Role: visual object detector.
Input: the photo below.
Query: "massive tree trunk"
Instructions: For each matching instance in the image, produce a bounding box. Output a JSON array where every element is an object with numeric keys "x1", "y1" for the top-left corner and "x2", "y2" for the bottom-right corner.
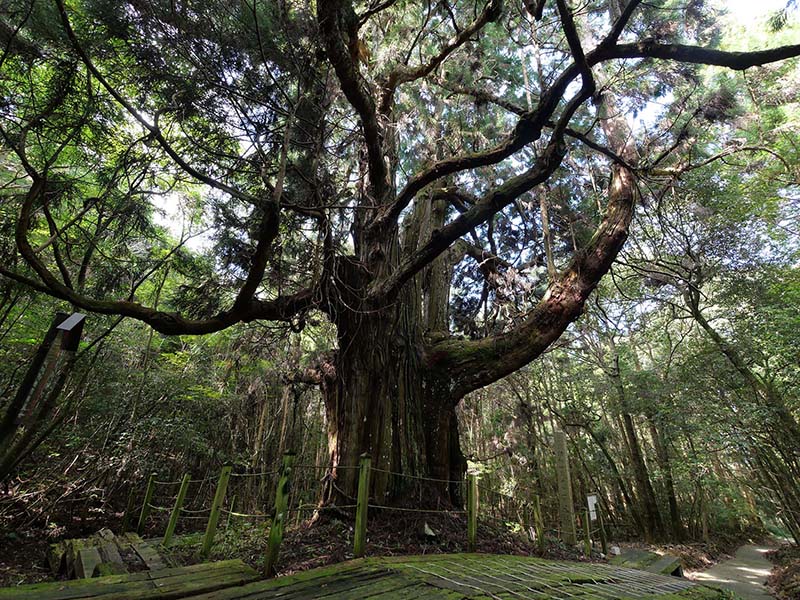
[
  {"x1": 320, "y1": 188, "x2": 469, "y2": 506},
  {"x1": 319, "y1": 310, "x2": 468, "y2": 506}
]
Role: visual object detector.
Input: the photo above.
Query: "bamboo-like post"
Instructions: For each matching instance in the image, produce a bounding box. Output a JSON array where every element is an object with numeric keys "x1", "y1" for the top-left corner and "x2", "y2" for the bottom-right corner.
[
  {"x1": 200, "y1": 465, "x2": 232, "y2": 557},
  {"x1": 532, "y1": 494, "x2": 545, "y2": 553},
  {"x1": 597, "y1": 504, "x2": 608, "y2": 555},
  {"x1": 121, "y1": 485, "x2": 137, "y2": 533},
  {"x1": 136, "y1": 473, "x2": 157, "y2": 535},
  {"x1": 353, "y1": 454, "x2": 372, "y2": 558},
  {"x1": 582, "y1": 508, "x2": 592, "y2": 556},
  {"x1": 467, "y1": 473, "x2": 478, "y2": 552},
  {"x1": 554, "y1": 430, "x2": 577, "y2": 544},
  {"x1": 265, "y1": 453, "x2": 295, "y2": 576},
  {"x1": 162, "y1": 473, "x2": 191, "y2": 547}
]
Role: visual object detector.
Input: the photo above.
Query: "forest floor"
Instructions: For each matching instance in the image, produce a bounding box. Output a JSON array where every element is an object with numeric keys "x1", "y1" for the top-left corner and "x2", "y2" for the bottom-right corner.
[
  {"x1": 164, "y1": 510, "x2": 598, "y2": 578},
  {"x1": 766, "y1": 543, "x2": 800, "y2": 600}
]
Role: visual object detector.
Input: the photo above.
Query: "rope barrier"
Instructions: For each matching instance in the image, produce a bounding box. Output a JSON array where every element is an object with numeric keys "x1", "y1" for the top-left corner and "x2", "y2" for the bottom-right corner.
[
  {"x1": 221, "y1": 509, "x2": 271, "y2": 519},
  {"x1": 153, "y1": 479, "x2": 181, "y2": 486},
  {"x1": 189, "y1": 477, "x2": 212, "y2": 484},
  {"x1": 229, "y1": 470, "x2": 279, "y2": 479},
  {"x1": 298, "y1": 503, "x2": 358, "y2": 511},
  {"x1": 146, "y1": 503, "x2": 172, "y2": 511},
  {"x1": 366, "y1": 503, "x2": 467, "y2": 514},
  {"x1": 286, "y1": 505, "x2": 318, "y2": 514},
  {"x1": 294, "y1": 464, "x2": 360, "y2": 470},
  {"x1": 370, "y1": 468, "x2": 466, "y2": 486},
  {"x1": 180, "y1": 506, "x2": 212, "y2": 514}
]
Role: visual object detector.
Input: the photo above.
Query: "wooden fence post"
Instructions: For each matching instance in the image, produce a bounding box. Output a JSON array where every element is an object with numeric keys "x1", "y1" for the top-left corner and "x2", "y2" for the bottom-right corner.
[
  {"x1": 162, "y1": 473, "x2": 191, "y2": 547},
  {"x1": 582, "y1": 508, "x2": 592, "y2": 556},
  {"x1": 554, "y1": 430, "x2": 577, "y2": 544},
  {"x1": 121, "y1": 485, "x2": 137, "y2": 533},
  {"x1": 532, "y1": 494, "x2": 545, "y2": 553},
  {"x1": 467, "y1": 473, "x2": 478, "y2": 552},
  {"x1": 200, "y1": 465, "x2": 232, "y2": 557},
  {"x1": 353, "y1": 454, "x2": 371, "y2": 558},
  {"x1": 597, "y1": 504, "x2": 608, "y2": 555},
  {"x1": 265, "y1": 453, "x2": 295, "y2": 576},
  {"x1": 136, "y1": 473, "x2": 157, "y2": 535}
]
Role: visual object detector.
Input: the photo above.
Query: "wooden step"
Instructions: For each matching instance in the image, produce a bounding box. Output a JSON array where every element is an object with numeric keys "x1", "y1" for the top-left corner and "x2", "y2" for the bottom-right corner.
[
  {"x1": 47, "y1": 530, "x2": 165, "y2": 579},
  {"x1": 610, "y1": 548, "x2": 684, "y2": 577},
  {"x1": 0, "y1": 559, "x2": 259, "y2": 600},
  {"x1": 74, "y1": 547, "x2": 103, "y2": 579},
  {"x1": 646, "y1": 554, "x2": 684, "y2": 577},
  {"x1": 121, "y1": 532, "x2": 167, "y2": 571}
]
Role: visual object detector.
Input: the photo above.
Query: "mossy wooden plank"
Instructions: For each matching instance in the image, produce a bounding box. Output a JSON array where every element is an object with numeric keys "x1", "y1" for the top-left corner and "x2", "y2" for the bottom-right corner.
[
  {"x1": 0, "y1": 559, "x2": 257, "y2": 600},
  {"x1": 325, "y1": 575, "x2": 419, "y2": 600},
  {"x1": 97, "y1": 542, "x2": 127, "y2": 574},
  {"x1": 131, "y1": 540, "x2": 167, "y2": 571},
  {"x1": 97, "y1": 529, "x2": 116, "y2": 543},
  {"x1": 75, "y1": 547, "x2": 103, "y2": 579},
  {"x1": 182, "y1": 566, "x2": 392, "y2": 600},
  {"x1": 119, "y1": 532, "x2": 145, "y2": 546},
  {"x1": 65, "y1": 539, "x2": 90, "y2": 578},
  {"x1": 14, "y1": 566, "x2": 256, "y2": 600},
  {"x1": 192, "y1": 575, "x2": 414, "y2": 600},
  {"x1": 610, "y1": 548, "x2": 661, "y2": 569},
  {"x1": 646, "y1": 555, "x2": 684, "y2": 577},
  {"x1": 93, "y1": 563, "x2": 127, "y2": 577},
  {"x1": 366, "y1": 583, "x2": 463, "y2": 599},
  {"x1": 95, "y1": 566, "x2": 259, "y2": 600}
]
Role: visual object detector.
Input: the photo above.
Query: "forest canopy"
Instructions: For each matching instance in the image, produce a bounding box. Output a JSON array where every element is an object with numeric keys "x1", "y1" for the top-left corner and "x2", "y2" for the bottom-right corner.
[{"x1": 1, "y1": 0, "x2": 799, "y2": 550}]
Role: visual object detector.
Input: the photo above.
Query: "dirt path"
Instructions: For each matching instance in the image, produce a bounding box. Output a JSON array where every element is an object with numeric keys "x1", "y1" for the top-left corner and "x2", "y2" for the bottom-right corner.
[{"x1": 690, "y1": 544, "x2": 775, "y2": 599}]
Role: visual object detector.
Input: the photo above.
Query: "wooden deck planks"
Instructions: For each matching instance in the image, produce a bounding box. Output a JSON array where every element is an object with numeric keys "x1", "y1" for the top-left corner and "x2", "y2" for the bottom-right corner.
[
  {"x1": 0, "y1": 554, "x2": 732, "y2": 600},
  {"x1": 181, "y1": 554, "x2": 724, "y2": 600},
  {"x1": 0, "y1": 559, "x2": 258, "y2": 600}
]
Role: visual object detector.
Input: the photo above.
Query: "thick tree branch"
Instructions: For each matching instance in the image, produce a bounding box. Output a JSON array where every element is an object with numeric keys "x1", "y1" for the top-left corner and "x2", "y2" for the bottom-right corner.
[
  {"x1": 425, "y1": 152, "x2": 636, "y2": 398},
  {"x1": 378, "y1": 0, "x2": 503, "y2": 113},
  {"x1": 374, "y1": 59, "x2": 585, "y2": 230},
  {"x1": 600, "y1": 40, "x2": 800, "y2": 70},
  {"x1": 317, "y1": 0, "x2": 389, "y2": 201},
  {"x1": 556, "y1": 0, "x2": 594, "y2": 94},
  {"x1": 357, "y1": 0, "x2": 399, "y2": 25},
  {"x1": 434, "y1": 79, "x2": 634, "y2": 168},
  {"x1": 370, "y1": 76, "x2": 595, "y2": 301},
  {"x1": 11, "y1": 181, "x2": 315, "y2": 335}
]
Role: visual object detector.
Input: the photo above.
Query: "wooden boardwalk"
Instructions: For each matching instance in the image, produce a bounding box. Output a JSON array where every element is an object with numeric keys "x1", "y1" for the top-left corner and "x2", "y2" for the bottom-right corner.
[{"x1": 0, "y1": 554, "x2": 731, "y2": 599}]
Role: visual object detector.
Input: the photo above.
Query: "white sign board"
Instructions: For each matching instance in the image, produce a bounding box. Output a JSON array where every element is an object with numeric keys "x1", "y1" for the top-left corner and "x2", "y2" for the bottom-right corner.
[{"x1": 587, "y1": 494, "x2": 598, "y2": 521}]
